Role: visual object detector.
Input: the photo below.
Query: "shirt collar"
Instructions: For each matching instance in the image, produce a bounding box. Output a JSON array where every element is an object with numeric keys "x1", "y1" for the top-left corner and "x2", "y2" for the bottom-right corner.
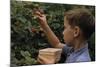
[{"x1": 73, "y1": 42, "x2": 88, "y2": 53}]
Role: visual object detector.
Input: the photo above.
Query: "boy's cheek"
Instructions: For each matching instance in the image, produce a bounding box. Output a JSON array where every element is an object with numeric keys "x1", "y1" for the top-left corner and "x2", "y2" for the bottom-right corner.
[
  {"x1": 63, "y1": 33, "x2": 69, "y2": 43},
  {"x1": 63, "y1": 32, "x2": 74, "y2": 44}
]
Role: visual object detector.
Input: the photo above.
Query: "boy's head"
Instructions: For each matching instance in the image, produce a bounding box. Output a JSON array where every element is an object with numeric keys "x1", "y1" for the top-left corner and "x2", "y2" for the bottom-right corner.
[{"x1": 63, "y1": 8, "x2": 95, "y2": 45}]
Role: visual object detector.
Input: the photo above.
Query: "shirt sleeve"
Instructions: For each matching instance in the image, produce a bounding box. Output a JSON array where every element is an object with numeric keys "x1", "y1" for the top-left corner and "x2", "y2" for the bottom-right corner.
[
  {"x1": 58, "y1": 45, "x2": 72, "y2": 63},
  {"x1": 62, "y1": 45, "x2": 72, "y2": 56}
]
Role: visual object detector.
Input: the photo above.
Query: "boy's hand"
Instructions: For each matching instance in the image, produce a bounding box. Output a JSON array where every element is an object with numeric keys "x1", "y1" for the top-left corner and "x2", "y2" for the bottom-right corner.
[
  {"x1": 32, "y1": 8, "x2": 64, "y2": 48},
  {"x1": 33, "y1": 9, "x2": 48, "y2": 27},
  {"x1": 37, "y1": 55, "x2": 56, "y2": 64}
]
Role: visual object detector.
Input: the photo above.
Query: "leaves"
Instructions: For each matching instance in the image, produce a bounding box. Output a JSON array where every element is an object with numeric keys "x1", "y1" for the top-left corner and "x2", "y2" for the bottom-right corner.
[{"x1": 11, "y1": 0, "x2": 95, "y2": 66}]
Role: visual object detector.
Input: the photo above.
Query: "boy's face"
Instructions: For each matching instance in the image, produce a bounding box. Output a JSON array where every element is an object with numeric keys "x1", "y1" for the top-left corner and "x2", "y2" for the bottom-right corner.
[{"x1": 63, "y1": 17, "x2": 75, "y2": 46}]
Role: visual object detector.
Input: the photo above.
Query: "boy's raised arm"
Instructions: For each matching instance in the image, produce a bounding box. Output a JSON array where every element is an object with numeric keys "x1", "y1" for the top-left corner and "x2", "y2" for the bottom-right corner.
[{"x1": 33, "y1": 10, "x2": 65, "y2": 48}]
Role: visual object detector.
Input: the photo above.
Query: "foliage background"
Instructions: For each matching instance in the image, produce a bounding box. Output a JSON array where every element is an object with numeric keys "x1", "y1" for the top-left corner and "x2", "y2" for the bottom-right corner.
[{"x1": 11, "y1": 0, "x2": 95, "y2": 66}]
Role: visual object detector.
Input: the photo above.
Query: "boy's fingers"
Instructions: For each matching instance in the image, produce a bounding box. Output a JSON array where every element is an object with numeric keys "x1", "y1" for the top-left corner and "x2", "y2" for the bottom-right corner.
[
  {"x1": 34, "y1": 11, "x2": 43, "y2": 17},
  {"x1": 36, "y1": 14, "x2": 46, "y2": 22},
  {"x1": 39, "y1": 9, "x2": 45, "y2": 14}
]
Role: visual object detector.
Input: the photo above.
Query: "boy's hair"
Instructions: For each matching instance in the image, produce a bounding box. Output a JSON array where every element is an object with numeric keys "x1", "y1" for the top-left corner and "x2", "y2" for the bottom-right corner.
[{"x1": 64, "y1": 8, "x2": 95, "y2": 39}]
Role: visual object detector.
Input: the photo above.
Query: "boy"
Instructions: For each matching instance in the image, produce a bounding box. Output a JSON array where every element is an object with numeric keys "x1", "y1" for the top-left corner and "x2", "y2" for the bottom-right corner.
[{"x1": 34, "y1": 8, "x2": 95, "y2": 64}]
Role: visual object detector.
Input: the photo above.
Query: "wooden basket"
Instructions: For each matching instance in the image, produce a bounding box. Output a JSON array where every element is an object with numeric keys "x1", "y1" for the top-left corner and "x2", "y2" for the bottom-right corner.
[{"x1": 38, "y1": 48, "x2": 62, "y2": 63}]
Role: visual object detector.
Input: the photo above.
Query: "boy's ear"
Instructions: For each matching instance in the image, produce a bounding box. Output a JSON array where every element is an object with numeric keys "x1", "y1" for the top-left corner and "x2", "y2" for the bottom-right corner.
[{"x1": 73, "y1": 26, "x2": 80, "y2": 37}]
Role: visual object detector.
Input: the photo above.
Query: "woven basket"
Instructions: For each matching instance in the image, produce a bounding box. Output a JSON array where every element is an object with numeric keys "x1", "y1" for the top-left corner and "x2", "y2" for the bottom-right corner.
[{"x1": 38, "y1": 48, "x2": 62, "y2": 63}]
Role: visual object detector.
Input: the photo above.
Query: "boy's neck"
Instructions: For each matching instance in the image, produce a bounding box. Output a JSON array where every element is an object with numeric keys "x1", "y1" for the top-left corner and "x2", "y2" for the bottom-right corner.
[{"x1": 73, "y1": 39, "x2": 87, "y2": 51}]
